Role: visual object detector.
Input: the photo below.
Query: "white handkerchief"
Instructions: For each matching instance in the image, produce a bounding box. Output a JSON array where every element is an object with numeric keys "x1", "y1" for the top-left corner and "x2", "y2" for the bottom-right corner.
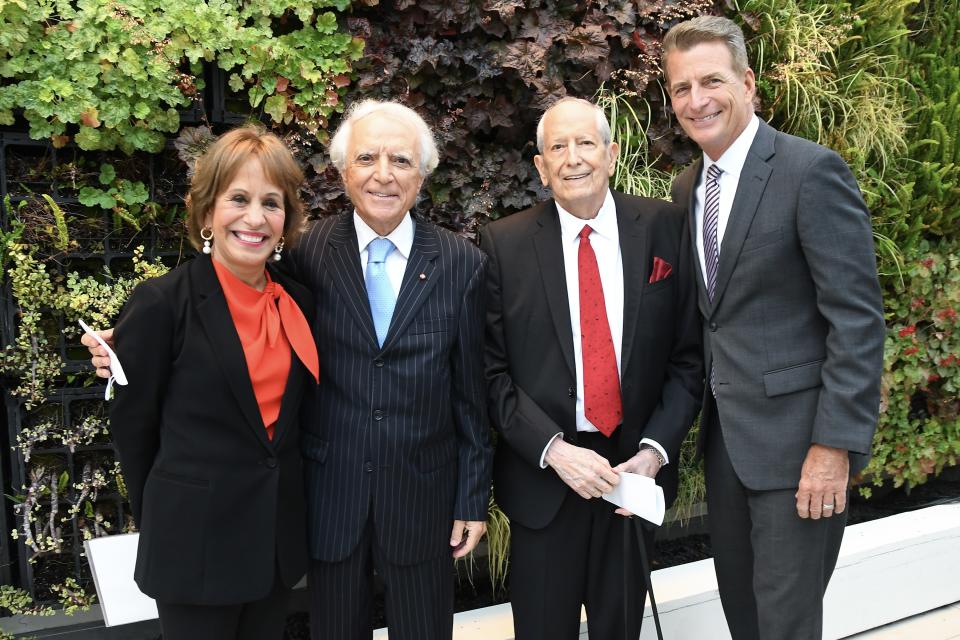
[
  {"x1": 603, "y1": 471, "x2": 666, "y2": 526},
  {"x1": 79, "y1": 319, "x2": 127, "y2": 400}
]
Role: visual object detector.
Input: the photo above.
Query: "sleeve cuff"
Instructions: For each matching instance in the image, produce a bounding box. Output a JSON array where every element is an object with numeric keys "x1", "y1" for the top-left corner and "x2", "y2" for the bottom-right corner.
[
  {"x1": 640, "y1": 438, "x2": 669, "y2": 466},
  {"x1": 540, "y1": 432, "x2": 564, "y2": 469}
]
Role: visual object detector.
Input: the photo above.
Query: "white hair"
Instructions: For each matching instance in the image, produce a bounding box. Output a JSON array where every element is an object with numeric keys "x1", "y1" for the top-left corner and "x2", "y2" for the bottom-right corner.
[
  {"x1": 535, "y1": 97, "x2": 612, "y2": 153},
  {"x1": 328, "y1": 99, "x2": 439, "y2": 177}
]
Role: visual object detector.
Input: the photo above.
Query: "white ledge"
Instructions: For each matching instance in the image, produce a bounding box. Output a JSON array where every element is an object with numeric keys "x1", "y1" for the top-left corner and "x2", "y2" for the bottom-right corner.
[{"x1": 373, "y1": 503, "x2": 960, "y2": 639}]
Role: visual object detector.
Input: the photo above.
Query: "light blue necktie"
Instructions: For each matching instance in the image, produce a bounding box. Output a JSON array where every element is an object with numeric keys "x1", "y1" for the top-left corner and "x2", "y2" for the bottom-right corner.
[{"x1": 365, "y1": 237, "x2": 397, "y2": 347}]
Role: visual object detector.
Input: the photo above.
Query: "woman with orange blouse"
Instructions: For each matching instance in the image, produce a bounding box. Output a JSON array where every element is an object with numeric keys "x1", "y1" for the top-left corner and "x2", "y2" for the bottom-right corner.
[{"x1": 109, "y1": 126, "x2": 319, "y2": 639}]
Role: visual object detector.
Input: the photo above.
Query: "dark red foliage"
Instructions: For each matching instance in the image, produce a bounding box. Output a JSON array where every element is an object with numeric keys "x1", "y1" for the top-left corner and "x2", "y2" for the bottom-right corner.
[{"x1": 295, "y1": 0, "x2": 716, "y2": 235}]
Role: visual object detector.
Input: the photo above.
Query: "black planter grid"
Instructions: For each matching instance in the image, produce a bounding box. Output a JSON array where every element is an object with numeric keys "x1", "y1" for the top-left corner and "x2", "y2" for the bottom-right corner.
[{"x1": 4, "y1": 387, "x2": 127, "y2": 602}]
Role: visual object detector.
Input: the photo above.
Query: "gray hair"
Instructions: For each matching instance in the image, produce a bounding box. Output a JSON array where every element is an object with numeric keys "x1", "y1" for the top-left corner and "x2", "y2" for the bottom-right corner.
[
  {"x1": 661, "y1": 15, "x2": 749, "y2": 84},
  {"x1": 328, "y1": 99, "x2": 440, "y2": 177},
  {"x1": 536, "y1": 97, "x2": 612, "y2": 153}
]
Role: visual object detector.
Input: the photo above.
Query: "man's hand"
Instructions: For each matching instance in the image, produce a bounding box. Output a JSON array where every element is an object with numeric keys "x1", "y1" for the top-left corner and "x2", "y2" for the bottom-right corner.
[
  {"x1": 796, "y1": 443, "x2": 849, "y2": 519},
  {"x1": 544, "y1": 438, "x2": 619, "y2": 500},
  {"x1": 81, "y1": 328, "x2": 114, "y2": 379},
  {"x1": 611, "y1": 448, "x2": 663, "y2": 517},
  {"x1": 450, "y1": 520, "x2": 486, "y2": 559}
]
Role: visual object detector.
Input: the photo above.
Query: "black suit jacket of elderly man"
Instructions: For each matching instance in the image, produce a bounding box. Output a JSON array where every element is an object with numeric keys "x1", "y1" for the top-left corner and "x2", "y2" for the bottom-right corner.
[
  {"x1": 289, "y1": 211, "x2": 491, "y2": 638},
  {"x1": 671, "y1": 118, "x2": 885, "y2": 640},
  {"x1": 481, "y1": 190, "x2": 702, "y2": 639}
]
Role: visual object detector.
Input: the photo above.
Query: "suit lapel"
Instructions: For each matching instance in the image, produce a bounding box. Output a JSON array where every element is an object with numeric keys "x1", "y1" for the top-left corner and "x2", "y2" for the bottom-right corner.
[
  {"x1": 192, "y1": 256, "x2": 274, "y2": 452},
  {"x1": 711, "y1": 120, "x2": 775, "y2": 307},
  {"x1": 325, "y1": 213, "x2": 379, "y2": 348},
  {"x1": 533, "y1": 201, "x2": 576, "y2": 379},
  {"x1": 267, "y1": 266, "x2": 313, "y2": 447},
  {"x1": 380, "y1": 220, "x2": 441, "y2": 351},
  {"x1": 614, "y1": 191, "x2": 650, "y2": 377}
]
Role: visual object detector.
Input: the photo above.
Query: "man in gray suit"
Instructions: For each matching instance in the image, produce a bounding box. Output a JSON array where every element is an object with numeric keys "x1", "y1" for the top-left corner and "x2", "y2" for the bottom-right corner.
[{"x1": 663, "y1": 16, "x2": 885, "y2": 640}]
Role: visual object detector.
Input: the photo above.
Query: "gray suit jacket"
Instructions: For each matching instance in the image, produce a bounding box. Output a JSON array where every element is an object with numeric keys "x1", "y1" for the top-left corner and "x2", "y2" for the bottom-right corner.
[{"x1": 672, "y1": 119, "x2": 885, "y2": 490}]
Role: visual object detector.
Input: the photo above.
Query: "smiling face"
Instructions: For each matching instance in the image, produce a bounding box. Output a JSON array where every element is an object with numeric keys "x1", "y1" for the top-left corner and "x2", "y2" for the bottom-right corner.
[
  {"x1": 665, "y1": 40, "x2": 756, "y2": 161},
  {"x1": 204, "y1": 156, "x2": 285, "y2": 289},
  {"x1": 534, "y1": 101, "x2": 619, "y2": 220},
  {"x1": 342, "y1": 113, "x2": 425, "y2": 236}
]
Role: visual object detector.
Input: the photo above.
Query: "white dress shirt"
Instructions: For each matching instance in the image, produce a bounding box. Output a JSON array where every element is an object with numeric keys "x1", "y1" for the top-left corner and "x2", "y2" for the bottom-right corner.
[
  {"x1": 693, "y1": 115, "x2": 760, "y2": 284},
  {"x1": 539, "y1": 190, "x2": 668, "y2": 467},
  {"x1": 354, "y1": 211, "x2": 414, "y2": 293}
]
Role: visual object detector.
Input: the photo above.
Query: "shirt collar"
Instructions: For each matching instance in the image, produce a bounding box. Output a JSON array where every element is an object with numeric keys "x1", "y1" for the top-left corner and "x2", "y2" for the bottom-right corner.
[
  {"x1": 702, "y1": 114, "x2": 760, "y2": 180},
  {"x1": 354, "y1": 211, "x2": 415, "y2": 259},
  {"x1": 556, "y1": 189, "x2": 618, "y2": 245}
]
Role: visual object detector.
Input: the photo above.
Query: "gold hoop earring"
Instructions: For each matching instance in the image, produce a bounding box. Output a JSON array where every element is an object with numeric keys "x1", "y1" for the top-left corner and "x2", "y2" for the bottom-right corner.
[{"x1": 200, "y1": 227, "x2": 213, "y2": 254}]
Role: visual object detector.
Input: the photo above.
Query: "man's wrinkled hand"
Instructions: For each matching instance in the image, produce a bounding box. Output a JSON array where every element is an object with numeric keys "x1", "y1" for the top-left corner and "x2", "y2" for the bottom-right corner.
[
  {"x1": 612, "y1": 448, "x2": 662, "y2": 517},
  {"x1": 81, "y1": 328, "x2": 114, "y2": 379},
  {"x1": 544, "y1": 438, "x2": 619, "y2": 500},
  {"x1": 795, "y1": 443, "x2": 849, "y2": 519},
  {"x1": 450, "y1": 520, "x2": 486, "y2": 559}
]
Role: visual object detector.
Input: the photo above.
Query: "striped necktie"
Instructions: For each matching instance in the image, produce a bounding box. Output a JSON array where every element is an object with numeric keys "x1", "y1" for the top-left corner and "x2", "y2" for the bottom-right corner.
[{"x1": 703, "y1": 163, "x2": 723, "y2": 301}]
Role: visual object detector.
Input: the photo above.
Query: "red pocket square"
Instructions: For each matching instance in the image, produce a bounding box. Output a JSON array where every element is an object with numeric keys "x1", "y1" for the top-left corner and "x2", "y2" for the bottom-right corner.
[{"x1": 649, "y1": 257, "x2": 673, "y2": 283}]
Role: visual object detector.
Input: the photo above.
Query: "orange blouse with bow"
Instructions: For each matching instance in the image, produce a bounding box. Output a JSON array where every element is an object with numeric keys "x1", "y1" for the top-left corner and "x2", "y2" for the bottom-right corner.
[{"x1": 213, "y1": 259, "x2": 320, "y2": 440}]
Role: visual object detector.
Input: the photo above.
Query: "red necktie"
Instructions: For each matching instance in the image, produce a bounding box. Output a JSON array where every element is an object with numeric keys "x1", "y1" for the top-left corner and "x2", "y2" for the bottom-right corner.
[{"x1": 578, "y1": 225, "x2": 622, "y2": 436}]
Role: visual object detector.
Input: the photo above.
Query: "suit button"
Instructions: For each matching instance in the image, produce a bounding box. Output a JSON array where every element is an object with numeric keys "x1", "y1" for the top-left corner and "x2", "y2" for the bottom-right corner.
[
  {"x1": 265, "y1": 457, "x2": 277, "y2": 469},
  {"x1": 373, "y1": 409, "x2": 384, "y2": 421},
  {"x1": 568, "y1": 387, "x2": 575, "y2": 398},
  {"x1": 365, "y1": 462, "x2": 373, "y2": 473},
  {"x1": 374, "y1": 358, "x2": 384, "y2": 368},
  {"x1": 709, "y1": 322, "x2": 718, "y2": 332}
]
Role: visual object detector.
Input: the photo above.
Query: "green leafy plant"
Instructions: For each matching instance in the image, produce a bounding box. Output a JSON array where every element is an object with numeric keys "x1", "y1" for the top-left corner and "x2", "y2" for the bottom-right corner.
[
  {"x1": 863, "y1": 238, "x2": 960, "y2": 494},
  {"x1": 0, "y1": 0, "x2": 362, "y2": 152},
  {"x1": 78, "y1": 163, "x2": 151, "y2": 232}
]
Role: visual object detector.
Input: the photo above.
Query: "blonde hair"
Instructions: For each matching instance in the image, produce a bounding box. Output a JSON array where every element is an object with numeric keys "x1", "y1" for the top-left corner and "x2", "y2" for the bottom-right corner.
[{"x1": 186, "y1": 126, "x2": 305, "y2": 250}]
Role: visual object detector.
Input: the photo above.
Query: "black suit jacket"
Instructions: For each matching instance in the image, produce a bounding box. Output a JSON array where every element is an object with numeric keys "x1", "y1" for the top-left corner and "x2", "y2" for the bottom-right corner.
[
  {"x1": 111, "y1": 254, "x2": 314, "y2": 605},
  {"x1": 290, "y1": 213, "x2": 492, "y2": 565},
  {"x1": 481, "y1": 192, "x2": 703, "y2": 529}
]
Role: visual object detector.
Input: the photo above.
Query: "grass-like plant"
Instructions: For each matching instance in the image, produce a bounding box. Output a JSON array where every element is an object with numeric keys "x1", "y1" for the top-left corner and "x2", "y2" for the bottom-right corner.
[{"x1": 596, "y1": 88, "x2": 676, "y2": 201}]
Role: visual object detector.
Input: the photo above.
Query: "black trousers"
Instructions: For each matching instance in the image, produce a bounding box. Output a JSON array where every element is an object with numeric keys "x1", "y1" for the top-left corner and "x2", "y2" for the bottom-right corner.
[
  {"x1": 156, "y1": 566, "x2": 291, "y2": 640},
  {"x1": 308, "y1": 518, "x2": 455, "y2": 640},
  {"x1": 510, "y1": 431, "x2": 652, "y2": 640},
  {"x1": 705, "y1": 401, "x2": 846, "y2": 640}
]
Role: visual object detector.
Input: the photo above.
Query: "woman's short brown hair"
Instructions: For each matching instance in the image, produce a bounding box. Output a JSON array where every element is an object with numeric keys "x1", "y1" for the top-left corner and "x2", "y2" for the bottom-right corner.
[{"x1": 185, "y1": 125, "x2": 305, "y2": 251}]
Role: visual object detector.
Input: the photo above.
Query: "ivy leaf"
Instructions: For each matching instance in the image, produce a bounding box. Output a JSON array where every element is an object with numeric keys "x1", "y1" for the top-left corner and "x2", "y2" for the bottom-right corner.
[
  {"x1": 80, "y1": 107, "x2": 100, "y2": 128},
  {"x1": 74, "y1": 126, "x2": 101, "y2": 151},
  {"x1": 78, "y1": 187, "x2": 117, "y2": 210},
  {"x1": 120, "y1": 181, "x2": 149, "y2": 205},
  {"x1": 566, "y1": 24, "x2": 609, "y2": 65},
  {"x1": 264, "y1": 94, "x2": 288, "y2": 122},
  {"x1": 98, "y1": 164, "x2": 116, "y2": 186},
  {"x1": 482, "y1": 0, "x2": 524, "y2": 21},
  {"x1": 132, "y1": 102, "x2": 150, "y2": 119},
  {"x1": 228, "y1": 73, "x2": 245, "y2": 93},
  {"x1": 498, "y1": 40, "x2": 548, "y2": 86}
]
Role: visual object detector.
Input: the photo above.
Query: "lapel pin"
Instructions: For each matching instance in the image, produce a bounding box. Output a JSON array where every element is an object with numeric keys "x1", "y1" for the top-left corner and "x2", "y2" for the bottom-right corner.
[{"x1": 419, "y1": 273, "x2": 427, "y2": 281}]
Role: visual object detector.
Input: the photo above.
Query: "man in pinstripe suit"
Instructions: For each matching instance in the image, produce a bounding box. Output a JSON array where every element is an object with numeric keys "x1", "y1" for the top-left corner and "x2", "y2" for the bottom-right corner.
[
  {"x1": 290, "y1": 100, "x2": 492, "y2": 640},
  {"x1": 481, "y1": 98, "x2": 702, "y2": 639}
]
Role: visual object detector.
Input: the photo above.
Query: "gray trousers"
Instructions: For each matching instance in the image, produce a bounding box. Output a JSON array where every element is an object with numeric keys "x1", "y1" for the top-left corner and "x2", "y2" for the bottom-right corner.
[{"x1": 705, "y1": 407, "x2": 846, "y2": 640}]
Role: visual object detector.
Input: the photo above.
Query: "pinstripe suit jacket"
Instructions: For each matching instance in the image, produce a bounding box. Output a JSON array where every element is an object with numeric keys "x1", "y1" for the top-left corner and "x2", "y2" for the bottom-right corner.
[{"x1": 290, "y1": 212, "x2": 492, "y2": 565}]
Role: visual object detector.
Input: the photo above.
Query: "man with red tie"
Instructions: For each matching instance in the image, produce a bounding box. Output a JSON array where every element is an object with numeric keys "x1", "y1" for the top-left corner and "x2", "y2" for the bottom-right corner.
[{"x1": 480, "y1": 97, "x2": 703, "y2": 639}]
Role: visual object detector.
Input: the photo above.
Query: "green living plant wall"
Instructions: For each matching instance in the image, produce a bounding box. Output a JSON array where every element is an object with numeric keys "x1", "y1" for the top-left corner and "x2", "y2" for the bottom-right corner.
[{"x1": 0, "y1": 0, "x2": 363, "y2": 152}]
